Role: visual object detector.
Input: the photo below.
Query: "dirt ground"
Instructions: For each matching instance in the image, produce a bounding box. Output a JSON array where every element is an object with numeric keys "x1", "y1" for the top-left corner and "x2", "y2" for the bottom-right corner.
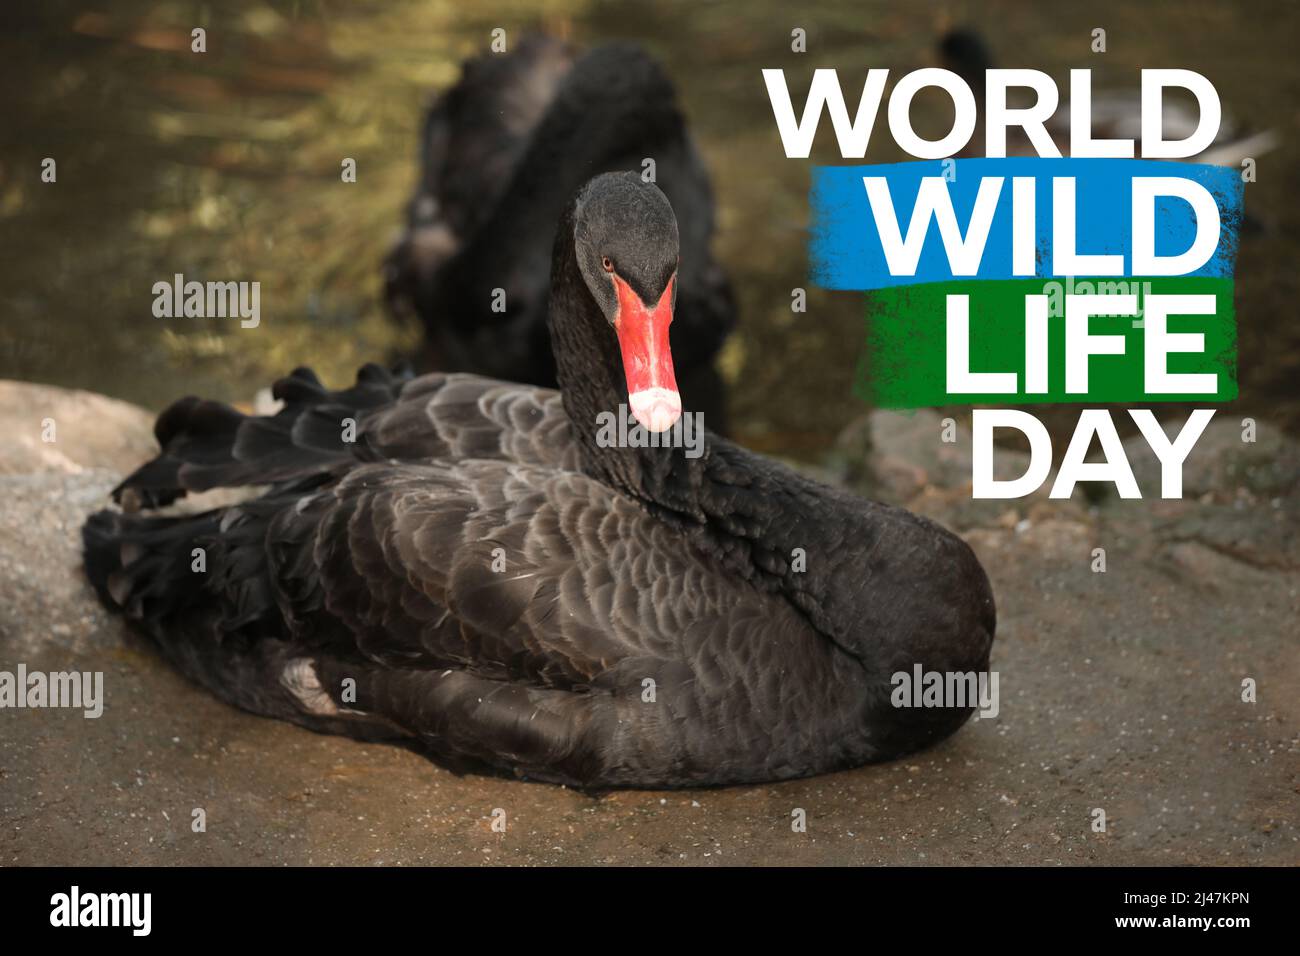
[{"x1": 1, "y1": 383, "x2": 1296, "y2": 866}]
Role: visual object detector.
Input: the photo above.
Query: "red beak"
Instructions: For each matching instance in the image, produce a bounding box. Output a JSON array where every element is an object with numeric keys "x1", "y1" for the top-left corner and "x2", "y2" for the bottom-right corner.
[{"x1": 612, "y1": 273, "x2": 680, "y2": 432}]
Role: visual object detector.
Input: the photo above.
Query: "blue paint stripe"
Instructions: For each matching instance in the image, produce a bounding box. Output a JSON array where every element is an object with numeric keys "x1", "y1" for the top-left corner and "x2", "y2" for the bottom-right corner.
[{"x1": 809, "y1": 158, "x2": 1244, "y2": 290}]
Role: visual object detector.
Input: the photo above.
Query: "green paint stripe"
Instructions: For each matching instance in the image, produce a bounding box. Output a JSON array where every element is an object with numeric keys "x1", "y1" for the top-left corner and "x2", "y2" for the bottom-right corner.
[{"x1": 856, "y1": 277, "x2": 1237, "y2": 408}]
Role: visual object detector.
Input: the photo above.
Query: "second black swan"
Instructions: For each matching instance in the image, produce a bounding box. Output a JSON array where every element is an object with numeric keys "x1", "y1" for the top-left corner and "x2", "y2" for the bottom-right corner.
[
  {"x1": 384, "y1": 37, "x2": 735, "y2": 429},
  {"x1": 85, "y1": 173, "x2": 994, "y2": 789}
]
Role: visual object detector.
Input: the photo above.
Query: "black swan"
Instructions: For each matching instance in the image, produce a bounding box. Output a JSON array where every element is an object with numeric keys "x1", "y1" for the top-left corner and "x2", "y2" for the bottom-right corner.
[
  {"x1": 84, "y1": 173, "x2": 994, "y2": 789},
  {"x1": 383, "y1": 37, "x2": 735, "y2": 430}
]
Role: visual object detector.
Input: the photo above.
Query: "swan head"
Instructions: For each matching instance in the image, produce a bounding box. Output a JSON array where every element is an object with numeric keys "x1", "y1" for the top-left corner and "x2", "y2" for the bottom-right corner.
[{"x1": 572, "y1": 172, "x2": 681, "y2": 433}]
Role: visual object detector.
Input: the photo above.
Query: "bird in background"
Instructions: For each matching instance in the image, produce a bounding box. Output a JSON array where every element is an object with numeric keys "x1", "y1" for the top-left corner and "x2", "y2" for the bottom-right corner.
[{"x1": 384, "y1": 36, "x2": 736, "y2": 432}]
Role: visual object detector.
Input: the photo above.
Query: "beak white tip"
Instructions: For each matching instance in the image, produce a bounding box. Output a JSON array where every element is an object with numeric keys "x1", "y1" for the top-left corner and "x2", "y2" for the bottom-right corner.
[{"x1": 628, "y1": 388, "x2": 682, "y2": 433}]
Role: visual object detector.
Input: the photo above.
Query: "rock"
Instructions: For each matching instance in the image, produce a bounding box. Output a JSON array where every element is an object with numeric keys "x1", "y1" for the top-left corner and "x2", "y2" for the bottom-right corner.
[
  {"x1": 0, "y1": 468, "x2": 127, "y2": 655},
  {"x1": 832, "y1": 408, "x2": 1045, "y2": 501},
  {"x1": 1124, "y1": 413, "x2": 1300, "y2": 502},
  {"x1": 0, "y1": 380, "x2": 157, "y2": 475},
  {"x1": 0, "y1": 382, "x2": 158, "y2": 654}
]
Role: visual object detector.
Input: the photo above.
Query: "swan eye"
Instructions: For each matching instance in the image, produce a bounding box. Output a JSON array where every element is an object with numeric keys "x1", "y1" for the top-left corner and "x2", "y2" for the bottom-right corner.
[{"x1": 601, "y1": 256, "x2": 614, "y2": 273}]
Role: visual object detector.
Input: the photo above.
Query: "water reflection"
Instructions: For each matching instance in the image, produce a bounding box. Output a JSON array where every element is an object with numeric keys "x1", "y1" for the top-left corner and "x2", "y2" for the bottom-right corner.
[{"x1": 2, "y1": 0, "x2": 1296, "y2": 457}]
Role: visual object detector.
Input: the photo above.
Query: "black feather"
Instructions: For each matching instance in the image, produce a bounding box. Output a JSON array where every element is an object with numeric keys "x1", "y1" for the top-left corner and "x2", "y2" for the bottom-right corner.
[{"x1": 84, "y1": 175, "x2": 995, "y2": 789}]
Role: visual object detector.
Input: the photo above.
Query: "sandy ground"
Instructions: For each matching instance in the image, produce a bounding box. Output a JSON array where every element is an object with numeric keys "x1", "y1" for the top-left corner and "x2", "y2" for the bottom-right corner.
[{"x1": 1, "y1": 382, "x2": 1296, "y2": 865}]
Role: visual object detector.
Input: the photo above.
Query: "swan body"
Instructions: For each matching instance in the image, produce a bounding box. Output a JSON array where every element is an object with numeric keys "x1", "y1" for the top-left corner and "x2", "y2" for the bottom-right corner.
[{"x1": 85, "y1": 174, "x2": 994, "y2": 789}]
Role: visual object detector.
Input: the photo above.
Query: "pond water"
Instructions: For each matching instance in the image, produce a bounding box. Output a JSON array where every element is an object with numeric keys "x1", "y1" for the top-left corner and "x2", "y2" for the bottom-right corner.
[{"x1": 3, "y1": 0, "x2": 1297, "y2": 459}]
